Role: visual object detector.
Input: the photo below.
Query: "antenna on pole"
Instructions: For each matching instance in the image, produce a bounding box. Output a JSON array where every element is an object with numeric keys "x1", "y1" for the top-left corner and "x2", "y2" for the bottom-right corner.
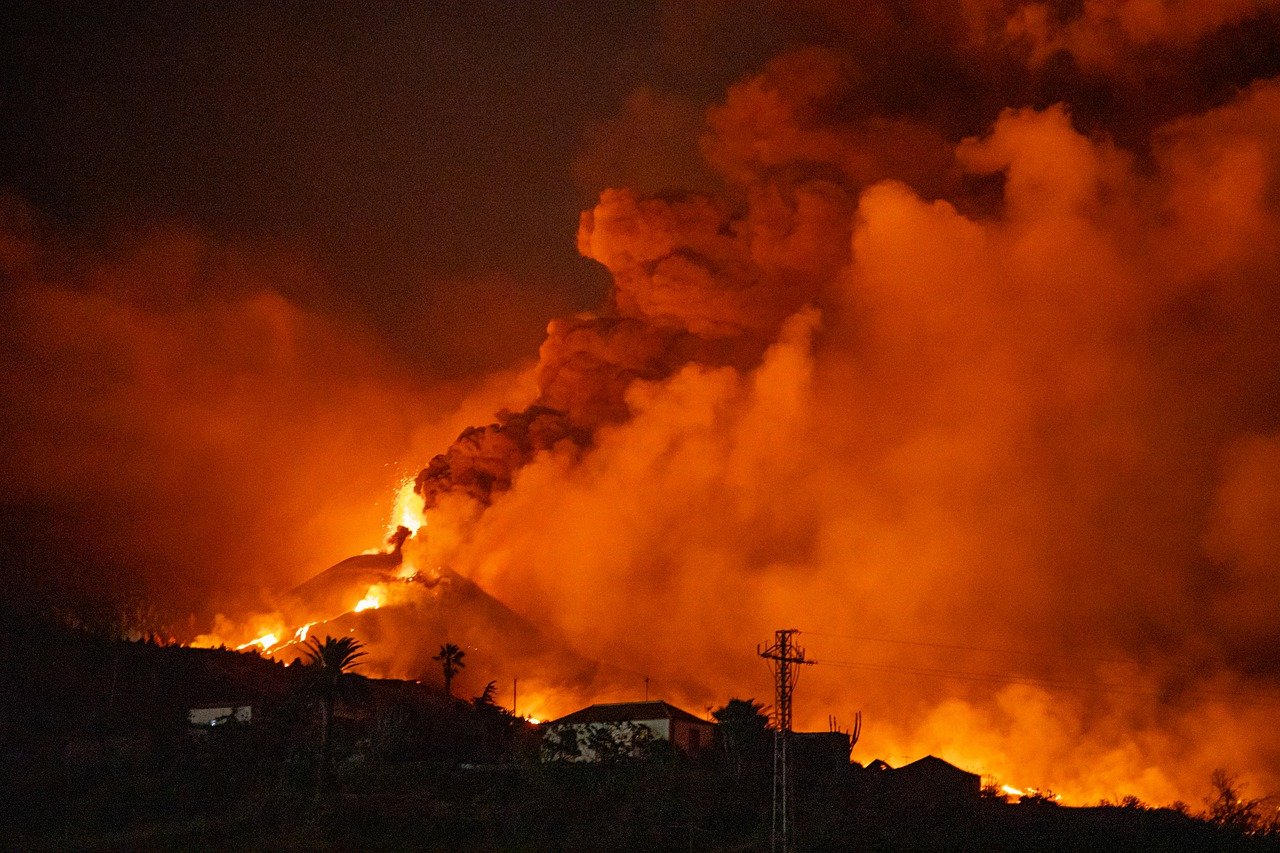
[{"x1": 759, "y1": 628, "x2": 812, "y2": 853}]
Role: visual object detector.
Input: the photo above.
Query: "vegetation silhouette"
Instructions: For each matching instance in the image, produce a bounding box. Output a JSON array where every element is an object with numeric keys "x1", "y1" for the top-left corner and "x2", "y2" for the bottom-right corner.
[
  {"x1": 433, "y1": 642, "x2": 465, "y2": 697},
  {"x1": 3, "y1": 609, "x2": 1279, "y2": 850},
  {"x1": 712, "y1": 697, "x2": 771, "y2": 779},
  {"x1": 473, "y1": 679, "x2": 499, "y2": 708},
  {"x1": 302, "y1": 634, "x2": 366, "y2": 790},
  {"x1": 1206, "y1": 769, "x2": 1279, "y2": 839}
]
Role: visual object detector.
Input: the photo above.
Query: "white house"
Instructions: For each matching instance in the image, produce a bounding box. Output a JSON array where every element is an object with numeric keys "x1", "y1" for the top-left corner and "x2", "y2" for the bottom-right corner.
[
  {"x1": 188, "y1": 704, "x2": 252, "y2": 726},
  {"x1": 542, "y1": 700, "x2": 715, "y2": 761}
]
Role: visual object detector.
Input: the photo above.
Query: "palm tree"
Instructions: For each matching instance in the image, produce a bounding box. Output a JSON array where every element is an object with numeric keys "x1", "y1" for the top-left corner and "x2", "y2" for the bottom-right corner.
[
  {"x1": 303, "y1": 634, "x2": 366, "y2": 787},
  {"x1": 712, "y1": 698, "x2": 771, "y2": 779},
  {"x1": 433, "y1": 642, "x2": 465, "y2": 697}
]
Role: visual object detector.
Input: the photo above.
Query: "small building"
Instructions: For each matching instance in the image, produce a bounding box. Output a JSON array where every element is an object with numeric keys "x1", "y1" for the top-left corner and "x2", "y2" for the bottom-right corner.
[
  {"x1": 791, "y1": 730, "x2": 853, "y2": 774},
  {"x1": 188, "y1": 704, "x2": 252, "y2": 727},
  {"x1": 542, "y1": 700, "x2": 715, "y2": 761},
  {"x1": 878, "y1": 755, "x2": 981, "y2": 803}
]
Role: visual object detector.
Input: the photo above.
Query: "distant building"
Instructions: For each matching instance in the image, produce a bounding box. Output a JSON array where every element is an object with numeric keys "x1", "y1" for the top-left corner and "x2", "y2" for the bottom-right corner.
[
  {"x1": 870, "y1": 755, "x2": 982, "y2": 803},
  {"x1": 542, "y1": 700, "x2": 715, "y2": 761},
  {"x1": 791, "y1": 730, "x2": 853, "y2": 774},
  {"x1": 188, "y1": 704, "x2": 252, "y2": 727}
]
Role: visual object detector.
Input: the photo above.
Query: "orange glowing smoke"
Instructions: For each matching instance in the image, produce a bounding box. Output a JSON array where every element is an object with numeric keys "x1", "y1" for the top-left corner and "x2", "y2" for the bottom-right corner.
[
  {"x1": 30, "y1": 12, "x2": 1279, "y2": 810},
  {"x1": 378, "y1": 56, "x2": 1280, "y2": 807}
]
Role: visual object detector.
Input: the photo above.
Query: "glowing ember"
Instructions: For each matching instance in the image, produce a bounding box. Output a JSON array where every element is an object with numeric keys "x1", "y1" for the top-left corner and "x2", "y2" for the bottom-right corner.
[
  {"x1": 354, "y1": 586, "x2": 383, "y2": 612},
  {"x1": 236, "y1": 633, "x2": 278, "y2": 652},
  {"x1": 1000, "y1": 784, "x2": 1060, "y2": 802},
  {"x1": 294, "y1": 622, "x2": 315, "y2": 642},
  {"x1": 388, "y1": 478, "x2": 423, "y2": 537}
]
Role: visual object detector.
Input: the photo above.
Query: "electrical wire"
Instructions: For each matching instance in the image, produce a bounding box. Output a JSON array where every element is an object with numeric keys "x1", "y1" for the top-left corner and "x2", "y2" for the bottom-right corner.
[
  {"x1": 808, "y1": 656, "x2": 1280, "y2": 707},
  {"x1": 800, "y1": 628, "x2": 1137, "y2": 667}
]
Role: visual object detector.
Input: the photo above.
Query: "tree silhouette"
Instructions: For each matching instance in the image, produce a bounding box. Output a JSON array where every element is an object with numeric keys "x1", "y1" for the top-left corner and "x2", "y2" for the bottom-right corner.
[
  {"x1": 712, "y1": 698, "x2": 771, "y2": 779},
  {"x1": 433, "y1": 642, "x2": 466, "y2": 697},
  {"x1": 473, "y1": 679, "x2": 499, "y2": 708},
  {"x1": 303, "y1": 634, "x2": 366, "y2": 789},
  {"x1": 1205, "y1": 769, "x2": 1271, "y2": 836}
]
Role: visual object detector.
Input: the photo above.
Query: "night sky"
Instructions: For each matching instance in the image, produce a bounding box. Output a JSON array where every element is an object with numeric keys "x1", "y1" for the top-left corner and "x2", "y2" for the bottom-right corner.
[
  {"x1": 7, "y1": 2, "x2": 1279, "y2": 377},
  {"x1": 4, "y1": 2, "x2": 774, "y2": 374}
]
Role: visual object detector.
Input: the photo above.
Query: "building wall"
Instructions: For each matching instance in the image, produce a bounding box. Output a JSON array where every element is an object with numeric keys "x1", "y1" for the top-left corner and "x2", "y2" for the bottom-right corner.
[
  {"x1": 543, "y1": 718, "x2": 670, "y2": 762},
  {"x1": 671, "y1": 720, "x2": 715, "y2": 753},
  {"x1": 188, "y1": 706, "x2": 251, "y2": 726}
]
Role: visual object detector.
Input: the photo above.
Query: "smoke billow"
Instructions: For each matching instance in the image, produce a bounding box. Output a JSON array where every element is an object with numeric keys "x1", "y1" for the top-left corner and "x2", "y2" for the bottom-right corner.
[
  {"x1": 6, "y1": 0, "x2": 1280, "y2": 808},
  {"x1": 403, "y1": 39, "x2": 1280, "y2": 803},
  {"x1": 1006, "y1": 0, "x2": 1280, "y2": 70},
  {"x1": 0, "y1": 201, "x2": 528, "y2": 617}
]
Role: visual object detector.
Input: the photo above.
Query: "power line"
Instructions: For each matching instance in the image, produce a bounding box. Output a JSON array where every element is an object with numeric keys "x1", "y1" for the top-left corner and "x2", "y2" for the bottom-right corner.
[
  {"x1": 801, "y1": 628, "x2": 1138, "y2": 667},
  {"x1": 810, "y1": 657, "x2": 1280, "y2": 707}
]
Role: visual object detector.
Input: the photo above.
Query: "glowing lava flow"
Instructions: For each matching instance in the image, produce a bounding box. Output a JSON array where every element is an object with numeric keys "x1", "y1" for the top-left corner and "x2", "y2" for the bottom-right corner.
[
  {"x1": 389, "y1": 478, "x2": 423, "y2": 537},
  {"x1": 236, "y1": 633, "x2": 278, "y2": 652},
  {"x1": 354, "y1": 585, "x2": 384, "y2": 613},
  {"x1": 1000, "y1": 784, "x2": 1062, "y2": 802},
  {"x1": 192, "y1": 475, "x2": 425, "y2": 656}
]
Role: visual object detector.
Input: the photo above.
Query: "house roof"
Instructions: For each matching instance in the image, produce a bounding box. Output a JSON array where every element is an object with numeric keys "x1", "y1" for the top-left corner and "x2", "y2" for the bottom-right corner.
[
  {"x1": 897, "y1": 755, "x2": 979, "y2": 779},
  {"x1": 547, "y1": 700, "x2": 713, "y2": 727}
]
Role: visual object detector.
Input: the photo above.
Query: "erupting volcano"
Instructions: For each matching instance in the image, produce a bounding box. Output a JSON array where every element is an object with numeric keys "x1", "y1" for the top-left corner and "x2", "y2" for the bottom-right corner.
[{"x1": 5, "y1": 0, "x2": 1280, "y2": 816}]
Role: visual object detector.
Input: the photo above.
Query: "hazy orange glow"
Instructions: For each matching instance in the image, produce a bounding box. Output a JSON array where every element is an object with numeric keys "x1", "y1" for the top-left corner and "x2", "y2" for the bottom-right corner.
[
  {"x1": 174, "y1": 66, "x2": 1280, "y2": 805},
  {"x1": 1007, "y1": 0, "x2": 1280, "y2": 69},
  {"x1": 9, "y1": 20, "x2": 1276, "y2": 811},
  {"x1": 377, "y1": 63, "x2": 1280, "y2": 806}
]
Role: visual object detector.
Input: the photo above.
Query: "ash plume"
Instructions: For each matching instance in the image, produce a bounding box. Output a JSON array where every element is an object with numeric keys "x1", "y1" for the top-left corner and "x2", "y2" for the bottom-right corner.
[
  {"x1": 0, "y1": 205, "x2": 514, "y2": 615},
  {"x1": 5, "y1": 0, "x2": 1280, "y2": 810},
  {"x1": 406, "y1": 31, "x2": 1280, "y2": 805}
]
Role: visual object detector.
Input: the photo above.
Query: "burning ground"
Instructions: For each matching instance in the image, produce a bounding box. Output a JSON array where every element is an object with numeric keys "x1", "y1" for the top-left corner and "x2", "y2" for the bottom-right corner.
[{"x1": 4, "y1": 0, "x2": 1280, "y2": 809}]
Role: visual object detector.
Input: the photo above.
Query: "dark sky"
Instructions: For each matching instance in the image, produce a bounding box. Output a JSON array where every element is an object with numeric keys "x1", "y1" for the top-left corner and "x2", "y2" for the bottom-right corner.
[
  {"x1": 7, "y1": 2, "x2": 1278, "y2": 374},
  {"x1": 0, "y1": 0, "x2": 805, "y2": 612},
  {"x1": 1, "y1": 1, "x2": 797, "y2": 375}
]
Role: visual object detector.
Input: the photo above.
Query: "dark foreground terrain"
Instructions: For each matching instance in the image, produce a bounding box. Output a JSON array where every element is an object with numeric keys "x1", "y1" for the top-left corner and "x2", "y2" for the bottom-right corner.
[{"x1": 2, "y1": 613, "x2": 1277, "y2": 851}]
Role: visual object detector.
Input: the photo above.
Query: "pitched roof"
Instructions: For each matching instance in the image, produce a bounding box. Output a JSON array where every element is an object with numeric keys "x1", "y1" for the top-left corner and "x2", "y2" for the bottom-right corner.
[
  {"x1": 547, "y1": 700, "x2": 713, "y2": 727},
  {"x1": 897, "y1": 755, "x2": 979, "y2": 779}
]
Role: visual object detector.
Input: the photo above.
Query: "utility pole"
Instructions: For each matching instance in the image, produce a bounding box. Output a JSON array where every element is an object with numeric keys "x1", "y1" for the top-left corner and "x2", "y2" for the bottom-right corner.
[{"x1": 759, "y1": 628, "x2": 811, "y2": 853}]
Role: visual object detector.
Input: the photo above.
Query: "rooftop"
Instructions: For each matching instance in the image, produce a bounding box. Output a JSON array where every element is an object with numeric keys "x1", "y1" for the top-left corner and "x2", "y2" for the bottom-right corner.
[{"x1": 547, "y1": 700, "x2": 712, "y2": 727}]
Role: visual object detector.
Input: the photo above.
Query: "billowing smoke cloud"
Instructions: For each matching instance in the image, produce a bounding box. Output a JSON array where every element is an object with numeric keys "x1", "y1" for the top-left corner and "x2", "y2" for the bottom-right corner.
[
  {"x1": 0, "y1": 201, "x2": 530, "y2": 621},
  {"x1": 8, "y1": 0, "x2": 1280, "y2": 809},
  {"x1": 1006, "y1": 0, "x2": 1280, "y2": 70},
  {"x1": 402, "y1": 48, "x2": 1280, "y2": 804}
]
